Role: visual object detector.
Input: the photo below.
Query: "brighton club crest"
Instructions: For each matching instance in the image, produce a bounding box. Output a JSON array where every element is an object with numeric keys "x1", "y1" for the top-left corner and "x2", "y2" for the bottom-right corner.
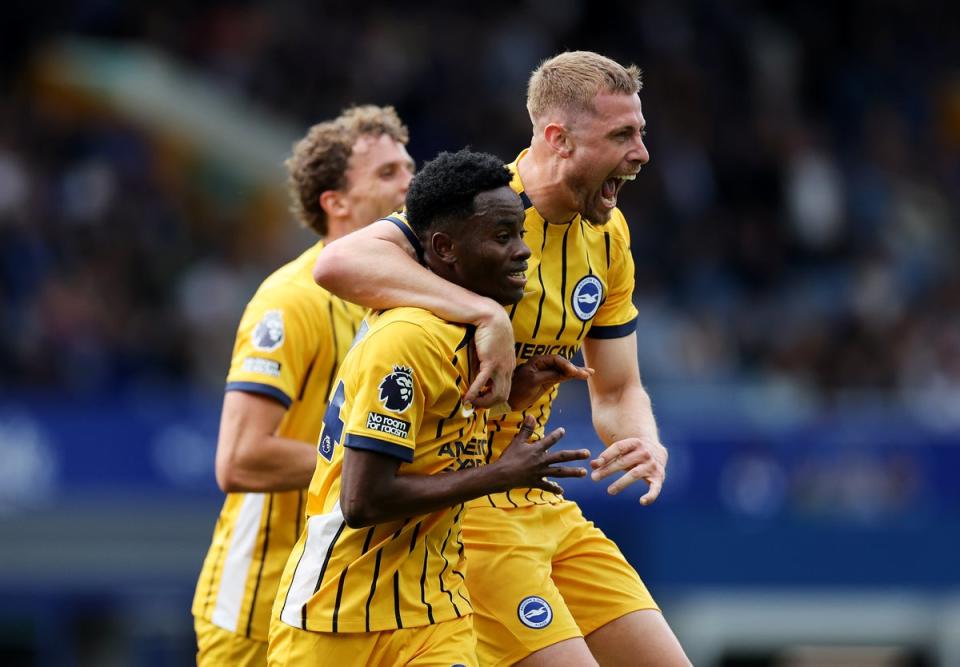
[
  {"x1": 517, "y1": 595, "x2": 553, "y2": 629},
  {"x1": 571, "y1": 276, "x2": 603, "y2": 321}
]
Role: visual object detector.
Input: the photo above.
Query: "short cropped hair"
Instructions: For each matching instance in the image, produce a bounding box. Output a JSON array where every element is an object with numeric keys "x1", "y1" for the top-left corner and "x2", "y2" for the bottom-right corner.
[
  {"x1": 286, "y1": 105, "x2": 409, "y2": 236},
  {"x1": 527, "y1": 51, "x2": 642, "y2": 123},
  {"x1": 405, "y1": 149, "x2": 511, "y2": 240}
]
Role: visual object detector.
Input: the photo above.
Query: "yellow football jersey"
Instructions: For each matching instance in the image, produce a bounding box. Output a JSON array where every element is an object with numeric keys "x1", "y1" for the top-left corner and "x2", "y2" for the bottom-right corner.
[
  {"x1": 192, "y1": 241, "x2": 366, "y2": 642},
  {"x1": 484, "y1": 150, "x2": 638, "y2": 508},
  {"x1": 384, "y1": 149, "x2": 639, "y2": 510},
  {"x1": 274, "y1": 307, "x2": 485, "y2": 634}
]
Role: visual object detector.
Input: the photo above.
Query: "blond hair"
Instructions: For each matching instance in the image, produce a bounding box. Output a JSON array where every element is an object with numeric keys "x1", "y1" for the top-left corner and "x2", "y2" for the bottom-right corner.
[
  {"x1": 286, "y1": 105, "x2": 409, "y2": 236},
  {"x1": 527, "y1": 51, "x2": 642, "y2": 123}
]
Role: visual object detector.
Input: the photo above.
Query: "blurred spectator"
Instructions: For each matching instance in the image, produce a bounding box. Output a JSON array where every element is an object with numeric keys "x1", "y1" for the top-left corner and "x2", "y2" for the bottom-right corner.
[{"x1": 2, "y1": 0, "x2": 959, "y2": 408}]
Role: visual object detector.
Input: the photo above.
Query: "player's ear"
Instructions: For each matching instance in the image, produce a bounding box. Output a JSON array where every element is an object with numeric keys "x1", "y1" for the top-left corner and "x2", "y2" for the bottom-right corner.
[
  {"x1": 430, "y1": 231, "x2": 457, "y2": 266},
  {"x1": 544, "y1": 122, "x2": 573, "y2": 158},
  {"x1": 319, "y1": 190, "x2": 349, "y2": 219}
]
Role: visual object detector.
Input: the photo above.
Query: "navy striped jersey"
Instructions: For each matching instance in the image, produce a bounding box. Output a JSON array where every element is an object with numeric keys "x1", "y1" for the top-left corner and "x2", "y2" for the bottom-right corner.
[
  {"x1": 274, "y1": 307, "x2": 485, "y2": 632},
  {"x1": 193, "y1": 241, "x2": 365, "y2": 641},
  {"x1": 383, "y1": 150, "x2": 640, "y2": 510}
]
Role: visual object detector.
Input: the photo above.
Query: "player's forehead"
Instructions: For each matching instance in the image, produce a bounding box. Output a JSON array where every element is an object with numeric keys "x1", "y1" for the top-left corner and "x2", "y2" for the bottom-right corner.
[
  {"x1": 471, "y1": 186, "x2": 524, "y2": 222},
  {"x1": 580, "y1": 92, "x2": 645, "y2": 133},
  {"x1": 347, "y1": 133, "x2": 410, "y2": 170}
]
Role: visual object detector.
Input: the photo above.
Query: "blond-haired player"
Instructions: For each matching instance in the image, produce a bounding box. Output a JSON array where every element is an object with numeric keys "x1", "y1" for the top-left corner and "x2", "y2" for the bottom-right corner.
[
  {"x1": 313, "y1": 53, "x2": 691, "y2": 666},
  {"x1": 192, "y1": 105, "x2": 415, "y2": 666}
]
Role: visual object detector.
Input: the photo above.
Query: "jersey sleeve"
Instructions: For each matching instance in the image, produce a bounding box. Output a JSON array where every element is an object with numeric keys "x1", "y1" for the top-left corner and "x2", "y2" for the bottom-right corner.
[
  {"x1": 383, "y1": 212, "x2": 425, "y2": 265},
  {"x1": 590, "y1": 212, "x2": 639, "y2": 339},
  {"x1": 224, "y1": 286, "x2": 316, "y2": 408},
  {"x1": 340, "y1": 320, "x2": 442, "y2": 463}
]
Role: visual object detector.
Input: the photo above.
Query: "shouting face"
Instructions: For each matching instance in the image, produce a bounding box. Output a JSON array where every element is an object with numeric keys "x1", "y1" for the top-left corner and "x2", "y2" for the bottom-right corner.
[{"x1": 562, "y1": 92, "x2": 649, "y2": 225}]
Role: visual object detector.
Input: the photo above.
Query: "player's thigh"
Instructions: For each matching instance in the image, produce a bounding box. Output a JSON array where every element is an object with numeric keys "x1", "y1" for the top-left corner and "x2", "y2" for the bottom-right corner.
[
  {"x1": 267, "y1": 616, "x2": 477, "y2": 667},
  {"x1": 403, "y1": 615, "x2": 479, "y2": 667},
  {"x1": 513, "y1": 637, "x2": 598, "y2": 667},
  {"x1": 550, "y1": 503, "x2": 659, "y2": 637},
  {"x1": 195, "y1": 616, "x2": 268, "y2": 667},
  {"x1": 585, "y1": 610, "x2": 691, "y2": 667},
  {"x1": 461, "y1": 506, "x2": 581, "y2": 667},
  {"x1": 267, "y1": 620, "x2": 380, "y2": 666}
]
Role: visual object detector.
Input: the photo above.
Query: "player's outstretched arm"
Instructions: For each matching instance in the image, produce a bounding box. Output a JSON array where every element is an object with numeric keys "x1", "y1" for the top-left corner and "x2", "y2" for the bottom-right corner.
[
  {"x1": 339, "y1": 417, "x2": 589, "y2": 527},
  {"x1": 214, "y1": 391, "x2": 319, "y2": 492},
  {"x1": 582, "y1": 333, "x2": 668, "y2": 505},
  {"x1": 313, "y1": 219, "x2": 515, "y2": 407}
]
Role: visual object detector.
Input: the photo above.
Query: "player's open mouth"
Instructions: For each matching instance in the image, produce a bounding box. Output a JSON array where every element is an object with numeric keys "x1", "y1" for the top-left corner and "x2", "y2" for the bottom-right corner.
[
  {"x1": 506, "y1": 270, "x2": 527, "y2": 288},
  {"x1": 600, "y1": 173, "x2": 637, "y2": 208}
]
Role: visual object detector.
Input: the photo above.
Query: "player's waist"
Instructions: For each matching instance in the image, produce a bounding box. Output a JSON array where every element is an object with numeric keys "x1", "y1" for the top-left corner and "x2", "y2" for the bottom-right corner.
[
  {"x1": 292, "y1": 554, "x2": 471, "y2": 633},
  {"x1": 467, "y1": 488, "x2": 565, "y2": 509},
  {"x1": 208, "y1": 491, "x2": 307, "y2": 552},
  {"x1": 298, "y1": 508, "x2": 465, "y2": 587}
]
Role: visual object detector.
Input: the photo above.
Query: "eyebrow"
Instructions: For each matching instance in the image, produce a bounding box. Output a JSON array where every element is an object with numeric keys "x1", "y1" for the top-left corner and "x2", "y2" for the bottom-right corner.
[
  {"x1": 496, "y1": 212, "x2": 525, "y2": 225},
  {"x1": 609, "y1": 123, "x2": 645, "y2": 136},
  {"x1": 377, "y1": 158, "x2": 415, "y2": 171}
]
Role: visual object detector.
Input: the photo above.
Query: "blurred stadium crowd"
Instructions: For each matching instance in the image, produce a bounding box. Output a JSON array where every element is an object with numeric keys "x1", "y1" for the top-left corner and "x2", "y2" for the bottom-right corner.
[{"x1": 2, "y1": 0, "x2": 959, "y2": 406}]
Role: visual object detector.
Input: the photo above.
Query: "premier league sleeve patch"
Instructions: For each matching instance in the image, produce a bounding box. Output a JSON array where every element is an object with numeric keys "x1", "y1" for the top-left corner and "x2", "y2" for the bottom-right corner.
[
  {"x1": 517, "y1": 595, "x2": 553, "y2": 629},
  {"x1": 365, "y1": 412, "x2": 411, "y2": 438},
  {"x1": 252, "y1": 310, "x2": 285, "y2": 351},
  {"x1": 240, "y1": 356, "x2": 281, "y2": 377},
  {"x1": 377, "y1": 365, "x2": 414, "y2": 414}
]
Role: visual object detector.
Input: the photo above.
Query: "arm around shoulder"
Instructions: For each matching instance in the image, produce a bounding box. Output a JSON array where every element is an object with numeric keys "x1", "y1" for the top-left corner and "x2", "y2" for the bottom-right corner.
[
  {"x1": 312, "y1": 218, "x2": 418, "y2": 306},
  {"x1": 313, "y1": 218, "x2": 517, "y2": 407}
]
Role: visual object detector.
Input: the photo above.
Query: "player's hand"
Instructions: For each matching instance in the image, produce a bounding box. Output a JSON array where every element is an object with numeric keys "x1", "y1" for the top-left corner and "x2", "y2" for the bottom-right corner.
[
  {"x1": 508, "y1": 355, "x2": 594, "y2": 411},
  {"x1": 493, "y1": 416, "x2": 590, "y2": 495},
  {"x1": 590, "y1": 437, "x2": 668, "y2": 505},
  {"x1": 465, "y1": 305, "x2": 516, "y2": 408}
]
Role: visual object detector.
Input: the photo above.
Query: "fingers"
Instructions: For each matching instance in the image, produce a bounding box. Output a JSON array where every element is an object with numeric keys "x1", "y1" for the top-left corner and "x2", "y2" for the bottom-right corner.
[
  {"x1": 544, "y1": 355, "x2": 593, "y2": 379},
  {"x1": 544, "y1": 448, "x2": 591, "y2": 464},
  {"x1": 464, "y1": 370, "x2": 491, "y2": 406},
  {"x1": 470, "y1": 312, "x2": 515, "y2": 406},
  {"x1": 489, "y1": 371, "x2": 512, "y2": 406},
  {"x1": 530, "y1": 356, "x2": 594, "y2": 383},
  {"x1": 590, "y1": 441, "x2": 661, "y2": 480},
  {"x1": 515, "y1": 415, "x2": 536, "y2": 442},
  {"x1": 533, "y1": 426, "x2": 565, "y2": 449},
  {"x1": 639, "y1": 477, "x2": 663, "y2": 505},
  {"x1": 590, "y1": 441, "x2": 625, "y2": 472},
  {"x1": 466, "y1": 367, "x2": 510, "y2": 408},
  {"x1": 544, "y1": 465, "x2": 588, "y2": 479},
  {"x1": 590, "y1": 441, "x2": 632, "y2": 480},
  {"x1": 590, "y1": 439, "x2": 666, "y2": 504},
  {"x1": 532, "y1": 369, "x2": 589, "y2": 387},
  {"x1": 536, "y1": 479, "x2": 565, "y2": 495},
  {"x1": 605, "y1": 464, "x2": 653, "y2": 495}
]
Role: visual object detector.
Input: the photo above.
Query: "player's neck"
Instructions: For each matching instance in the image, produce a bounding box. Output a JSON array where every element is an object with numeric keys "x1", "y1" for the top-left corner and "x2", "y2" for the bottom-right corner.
[
  {"x1": 421, "y1": 252, "x2": 459, "y2": 290},
  {"x1": 325, "y1": 216, "x2": 362, "y2": 243},
  {"x1": 517, "y1": 149, "x2": 578, "y2": 225}
]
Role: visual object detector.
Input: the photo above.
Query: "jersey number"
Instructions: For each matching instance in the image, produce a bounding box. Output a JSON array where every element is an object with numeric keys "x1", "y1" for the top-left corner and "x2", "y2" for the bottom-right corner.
[{"x1": 318, "y1": 381, "x2": 346, "y2": 462}]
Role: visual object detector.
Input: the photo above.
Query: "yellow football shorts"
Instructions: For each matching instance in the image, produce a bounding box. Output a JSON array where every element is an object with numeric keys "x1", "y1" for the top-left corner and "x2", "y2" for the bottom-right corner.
[
  {"x1": 195, "y1": 616, "x2": 268, "y2": 667},
  {"x1": 266, "y1": 614, "x2": 478, "y2": 666},
  {"x1": 462, "y1": 501, "x2": 659, "y2": 667}
]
